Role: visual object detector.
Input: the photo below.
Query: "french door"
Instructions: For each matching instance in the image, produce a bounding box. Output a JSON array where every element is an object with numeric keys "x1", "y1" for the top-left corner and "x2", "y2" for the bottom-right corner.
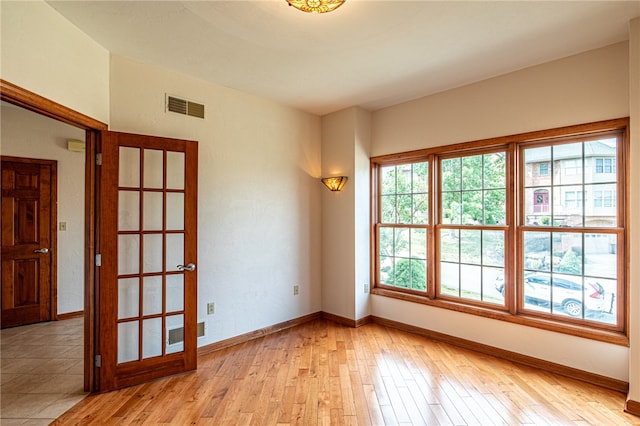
[{"x1": 97, "y1": 131, "x2": 198, "y2": 391}]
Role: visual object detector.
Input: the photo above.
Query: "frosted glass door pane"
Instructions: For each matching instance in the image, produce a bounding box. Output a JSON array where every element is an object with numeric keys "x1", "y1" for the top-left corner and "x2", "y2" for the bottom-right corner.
[
  {"x1": 166, "y1": 193, "x2": 184, "y2": 230},
  {"x1": 167, "y1": 151, "x2": 185, "y2": 190},
  {"x1": 118, "y1": 235, "x2": 140, "y2": 275},
  {"x1": 118, "y1": 191, "x2": 139, "y2": 231},
  {"x1": 166, "y1": 274, "x2": 184, "y2": 312},
  {"x1": 144, "y1": 149, "x2": 163, "y2": 189},
  {"x1": 143, "y1": 192, "x2": 163, "y2": 231},
  {"x1": 118, "y1": 278, "x2": 139, "y2": 319},
  {"x1": 166, "y1": 234, "x2": 184, "y2": 272},
  {"x1": 119, "y1": 147, "x2": 140, "y2": 187},
  {"x1": 143, "y1": 234, "x2": 163, "y2": 273},
  {"x1": 143, "y1": 276, "x2": 163, "y2": 315},
  {"x1": 166, "y1": 314, "x2": 184, "y2": 354},
  {"x1": 118, "y1": 321, "x2": 139, "y2": 363},
  {"x1": 143, "y1": 318, "x2": 163, "y2": 359}
]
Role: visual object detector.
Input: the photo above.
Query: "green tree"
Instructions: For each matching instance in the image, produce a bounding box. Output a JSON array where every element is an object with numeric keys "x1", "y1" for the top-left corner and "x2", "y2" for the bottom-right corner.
[
  {"x1": 392, "y1": 258, "x2": 426, "y2": 290},
  {"x1": 557, "y1": 250, "x2": 582, "y2": 275}
]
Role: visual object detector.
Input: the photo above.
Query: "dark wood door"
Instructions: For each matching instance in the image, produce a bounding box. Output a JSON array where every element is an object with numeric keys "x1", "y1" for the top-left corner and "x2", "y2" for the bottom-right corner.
[
  {"x1": 97, "y1": 131, "x2": 198, "y2": 391},
  {"x1": 1, "y1": 157, "x2": 56, "y2": 328}
]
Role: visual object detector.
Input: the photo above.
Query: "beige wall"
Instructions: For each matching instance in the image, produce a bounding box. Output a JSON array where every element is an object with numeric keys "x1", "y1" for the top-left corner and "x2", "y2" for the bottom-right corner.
[
  {"x1": 109, "y1": 55, "x2": 323, "y2": 344},
  {"x1": 372, "y1": 42, "x2": 629, "y2": 156},
  {"x1": 367, "y1": 42, "x2": 632, "y2": 381},
  {"x1": 0, "y1": 1, "x2": 110, "y2": 123},
  {"x1": 0, "y1": 104, "x2": 86, "y2": 315}
]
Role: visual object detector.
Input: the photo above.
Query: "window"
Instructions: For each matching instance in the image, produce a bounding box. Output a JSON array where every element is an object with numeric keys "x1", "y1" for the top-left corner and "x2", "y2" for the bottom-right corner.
[
  {"x1": 563, "y1": 159, "x2": 582, "y2": 176},
  {"x1": 371, "y1": 119, "x2": 627, "y2": 342},
  {"x1": 564, "y1": 190, "x2": 583, "y2": 209},
  {"x1": 439, "y1": 152, "x2": 506, "y2": 305},
  {"x1": 593, "y1": 190, "x2": 616, "y2": 208},
  {"x1": 378, "y1": 162, "x2": 429, "y2": 291},
  {"x1": 595, "y1": 158, "x2": 616, "y2": 174},
  {"x1": 538, "y1": 162, "x2": 549, "y2": 176}
]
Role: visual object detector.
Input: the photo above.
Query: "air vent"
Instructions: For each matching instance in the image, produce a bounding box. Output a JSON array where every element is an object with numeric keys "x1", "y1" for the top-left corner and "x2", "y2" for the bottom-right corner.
[
  {"x1": 166, "y1": 95, "x2": 205, "y2": 119},
  {"x1": 166, "y1": 322, "x2": 205, "y2": 345},
  {"x1": 168, "y1": 327, "x2": 184, "y2": 345}
]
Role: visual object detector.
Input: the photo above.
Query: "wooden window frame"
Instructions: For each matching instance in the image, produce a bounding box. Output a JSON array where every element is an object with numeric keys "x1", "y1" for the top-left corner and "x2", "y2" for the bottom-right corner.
[{"x1": 370, "y1": 118, "x2": 629, "y2": 346}]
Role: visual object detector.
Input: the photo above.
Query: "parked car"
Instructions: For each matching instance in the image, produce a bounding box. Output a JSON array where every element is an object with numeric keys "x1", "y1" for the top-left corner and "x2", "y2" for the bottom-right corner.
[{"x1": 494, "y1": 273, "x2": 606, "y2": 317}]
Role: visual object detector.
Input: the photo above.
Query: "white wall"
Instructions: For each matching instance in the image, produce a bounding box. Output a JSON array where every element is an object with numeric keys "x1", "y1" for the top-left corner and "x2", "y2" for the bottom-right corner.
[
  {"x1": 0, "y1": 1, "x2": 110, "y2": 123},
  {"x1": 0, "y1": 104, "x2": 86, "y2": 315},
  {"x1": 354, "y1": 108, "x2": 372, "y2": 320},
  {"x1": 109, "y1": 55, "x2": 322, "y2": 345},
  {"x1": 321, "y1": 109, "x2": 357, "y2": 319},
  {"x1": 321, "y1": 107, "x2": 372, "y2": 321},
  {"x1": 368, "y1": 42, "x2": 631, "y2": 382},
  {"x1": 627, "y1": 17, "x2": 640, "y2": 405}
]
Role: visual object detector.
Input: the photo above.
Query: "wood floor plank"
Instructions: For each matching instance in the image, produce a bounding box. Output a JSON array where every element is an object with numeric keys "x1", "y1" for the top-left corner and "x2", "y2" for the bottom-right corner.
[{"x1": 53, "y1": 320, "x2": 637, "y2": 425}]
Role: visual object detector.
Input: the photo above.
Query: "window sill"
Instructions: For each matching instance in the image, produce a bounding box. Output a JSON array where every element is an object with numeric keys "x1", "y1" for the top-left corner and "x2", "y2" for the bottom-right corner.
[{"x1": 371, "y1": 287, "x2": 629, "y2": 346}]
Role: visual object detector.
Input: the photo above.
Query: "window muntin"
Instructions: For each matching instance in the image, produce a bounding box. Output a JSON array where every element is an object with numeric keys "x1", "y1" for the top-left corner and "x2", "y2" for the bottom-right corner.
[{"x1": 371, "y1": 122, "x2": 626, "y2": 338}]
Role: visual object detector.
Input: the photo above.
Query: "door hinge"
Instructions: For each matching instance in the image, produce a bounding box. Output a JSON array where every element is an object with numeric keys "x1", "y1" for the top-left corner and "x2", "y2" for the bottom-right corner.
[
  {"x1": 95, "y1": 354, "x2": 101, "y2": 367},
  {"x1": 96, "y1": 153, "x2": 102, "y2": 166},
  {"x1": 95, "y1": 253, "x2": 102, "y2": 267}
]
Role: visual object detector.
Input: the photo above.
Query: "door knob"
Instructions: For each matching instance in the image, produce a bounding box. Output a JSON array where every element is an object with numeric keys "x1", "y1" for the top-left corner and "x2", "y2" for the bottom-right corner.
[
  {"x1": 33, "y1": 248, "x2": 49, "y2": 254},
  {"x1": 177, "y1": 263, "x2": 196, "y2": 272}
]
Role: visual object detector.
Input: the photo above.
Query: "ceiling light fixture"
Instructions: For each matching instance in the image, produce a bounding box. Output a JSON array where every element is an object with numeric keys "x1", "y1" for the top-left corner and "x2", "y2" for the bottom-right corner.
[{"x1": 287, "y1": 0, "x2": 345, "y2": 14}]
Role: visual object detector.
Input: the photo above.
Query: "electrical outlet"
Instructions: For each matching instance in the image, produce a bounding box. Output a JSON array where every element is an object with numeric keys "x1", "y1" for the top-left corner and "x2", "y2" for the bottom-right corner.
[
  {"x1": 207, "y1": 302, "x2": 215, "y2": 315},
  {"x1": 59, "y1": 222, "x2": 67, "y2": 231},
  {"x1": 293, "y1": 285, "x2": 299, "y2": 295},
  {"x1": 364, "y1": 283, "x2": 370, "y2": 294}
]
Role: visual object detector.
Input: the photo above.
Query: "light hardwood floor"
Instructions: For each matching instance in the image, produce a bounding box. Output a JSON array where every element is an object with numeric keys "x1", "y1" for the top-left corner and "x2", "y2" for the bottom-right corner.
[
  {"x1": 0, "y1": 317, "x2": 87, "y2": 425},
  {"x1": 52, "y1": 319, "x2": 638, "y2": 425}
]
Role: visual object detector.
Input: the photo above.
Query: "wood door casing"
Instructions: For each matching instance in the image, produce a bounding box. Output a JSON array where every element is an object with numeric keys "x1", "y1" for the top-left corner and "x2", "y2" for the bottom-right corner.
[
  {"x1": 97, "y1": 131, "x2": 198, "y2": 391},
  {"x1": 1, "y1": 156, "x2": 57, "y2": 328}
]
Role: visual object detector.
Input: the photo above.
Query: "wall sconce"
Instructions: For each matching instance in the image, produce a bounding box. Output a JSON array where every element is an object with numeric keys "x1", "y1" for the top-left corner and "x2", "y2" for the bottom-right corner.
[{"x1": 321, "y1": 176, "x2": 348, "y2": 192}]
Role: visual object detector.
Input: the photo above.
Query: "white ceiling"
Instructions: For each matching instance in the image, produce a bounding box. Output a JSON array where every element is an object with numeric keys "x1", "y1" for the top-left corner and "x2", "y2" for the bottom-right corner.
[{"x1": 47, "y1": 1, "x2": 640, "y2": 116}]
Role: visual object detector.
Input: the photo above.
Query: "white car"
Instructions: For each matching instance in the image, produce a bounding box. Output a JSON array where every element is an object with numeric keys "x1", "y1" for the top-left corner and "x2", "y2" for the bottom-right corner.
[{"x1": 495, "y1": 273, "x2": 607, "y2": 317}]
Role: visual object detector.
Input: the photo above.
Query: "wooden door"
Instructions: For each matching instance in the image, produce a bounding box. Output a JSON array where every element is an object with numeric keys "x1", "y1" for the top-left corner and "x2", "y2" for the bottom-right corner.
[
  {"x1": 97, "y1": 131, "x2": 198, "y2": 391},
  {"x1": 1, "y1": 157, "x2": 56, "y2": 328}
]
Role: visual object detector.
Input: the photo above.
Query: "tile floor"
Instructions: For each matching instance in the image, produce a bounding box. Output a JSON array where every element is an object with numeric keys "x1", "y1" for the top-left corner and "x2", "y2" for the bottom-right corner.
[{"x1": 1, "y1": 317, "x2": 87, "y2": 425}]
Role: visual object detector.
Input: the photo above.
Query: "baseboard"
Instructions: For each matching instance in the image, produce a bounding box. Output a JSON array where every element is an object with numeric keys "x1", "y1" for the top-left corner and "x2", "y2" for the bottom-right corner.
[
  {"x1": 625, "y1": 399, "x2": 640, "y2": 417},
  {"x1": 57, "y1": 311, "x2": 84, "y2": 320},
  {"x1": 197, "y1": 312, "x2": 321, "y2": 357},
  {"x1": 321, "y1": 312, "x2": 372, "y2": 328},
  {"x1": 371, "y1": 316, "x2": 629, "y2": 394}
]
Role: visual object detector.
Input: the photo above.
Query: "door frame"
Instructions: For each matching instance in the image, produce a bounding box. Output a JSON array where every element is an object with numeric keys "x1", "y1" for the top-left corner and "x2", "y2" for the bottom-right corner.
[
  {"x1": 1, "y1": 79, "x2": 107, "y2": 392},
  {"x1": 0, "y1": 155, "x2": 58, "y2": 326}
]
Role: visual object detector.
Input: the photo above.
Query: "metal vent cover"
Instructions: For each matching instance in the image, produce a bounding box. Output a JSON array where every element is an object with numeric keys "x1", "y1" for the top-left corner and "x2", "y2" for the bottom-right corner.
[
  {"x1": 166, "y1": 95, "x2": 205, "y2": 119},
  {"x1": 168, "y1": 327, "x2": 184, "y2": 345},
  {"x1": 167, "y1": 322, "x2": 205, "y2": 345}
]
